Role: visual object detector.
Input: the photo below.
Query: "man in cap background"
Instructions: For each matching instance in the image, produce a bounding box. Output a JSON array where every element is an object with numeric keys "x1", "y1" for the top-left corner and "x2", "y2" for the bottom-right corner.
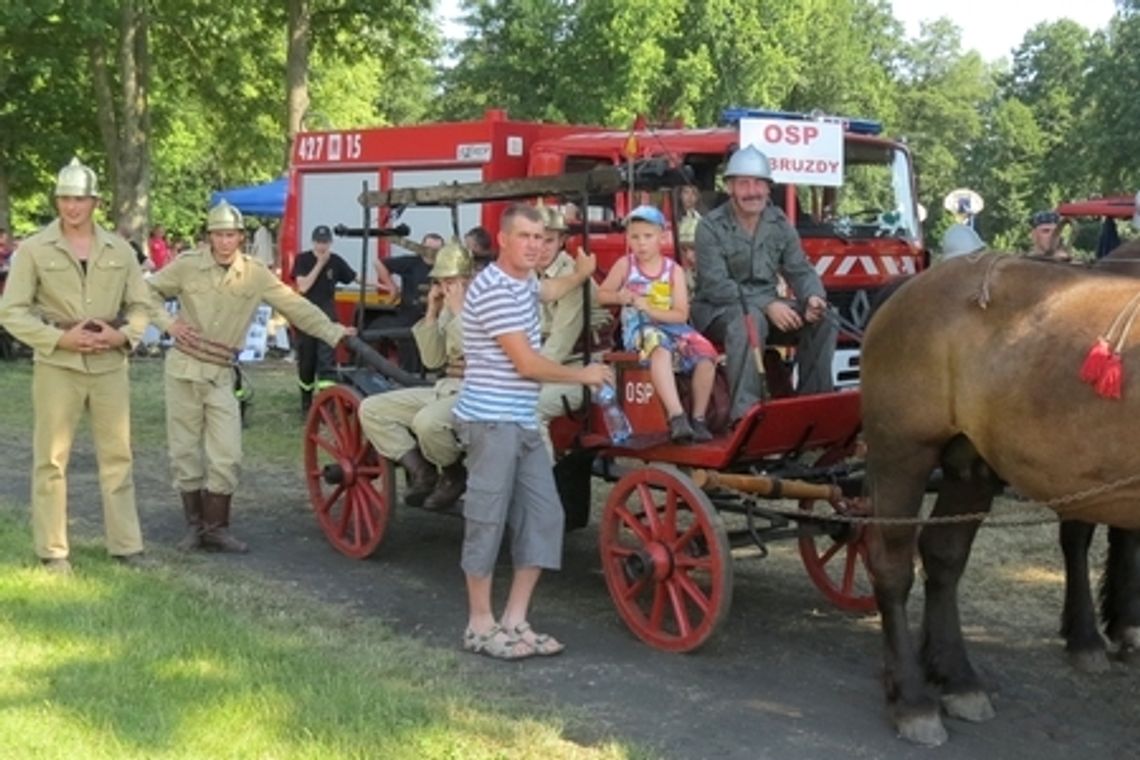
[
  {"x1": 292, "y1": 224, "x2": 356, "y2": 413},
  {"x1": 692, "y1": 146, "x2": 836, "y2": 421},
  {"x1": 148, "y1": 200, "x2": 353, "y2": 553},
  {"x1": 373, "y1": 233, "x2": 442, "y2": 372},
  {"x1": 359, "y1": 240, "x2": 473, "y2": 512},
  {"x1": 1027, "y1": 210, "x2": 1071, "y2": 261},
  {"x1": 0, "y1": 157, "x2": 153, "y2": 572}
]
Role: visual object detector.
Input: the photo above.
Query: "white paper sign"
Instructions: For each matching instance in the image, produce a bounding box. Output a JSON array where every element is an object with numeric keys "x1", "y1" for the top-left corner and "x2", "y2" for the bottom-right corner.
[{"x1": 738, "y1": 117, "x2": 844, "y2": 187}]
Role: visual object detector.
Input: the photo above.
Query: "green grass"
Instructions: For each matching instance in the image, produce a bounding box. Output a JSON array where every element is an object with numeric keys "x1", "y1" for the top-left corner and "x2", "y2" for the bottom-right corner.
[
  {"x1": 0, "y1": 357, "x2": 307, "y2": 468},
  {"x1": 0, "y1": 511, "x2": 628, "y2": 760},
  {"x1": 0, "y1": 357, "x2": 636, "y2": 759}
]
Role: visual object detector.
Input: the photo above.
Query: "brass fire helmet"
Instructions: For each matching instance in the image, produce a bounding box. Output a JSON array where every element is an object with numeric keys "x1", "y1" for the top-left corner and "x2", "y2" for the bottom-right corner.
[
  {"x1": 207, "y1": 200, "x2": 244, "y2": 231},
  {"x1": 539, "y1": 204, "x2": 568, "y2": 232},
  {"x1": 429, "y1": 239, "x2": 474, "y2": 279},
  {"x1": 54, "y1": 157, "x2": 100, "y2": 198}
]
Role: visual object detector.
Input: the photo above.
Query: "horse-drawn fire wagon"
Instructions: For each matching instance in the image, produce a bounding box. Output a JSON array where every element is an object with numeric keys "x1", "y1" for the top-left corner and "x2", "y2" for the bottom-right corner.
[{"x1": 300, "y1": 111, "x2": 925, "y2": 653}]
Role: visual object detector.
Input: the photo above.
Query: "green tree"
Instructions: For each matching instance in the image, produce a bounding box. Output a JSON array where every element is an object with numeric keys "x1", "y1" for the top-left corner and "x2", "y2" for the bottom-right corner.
[{"x1": 891, "y1": 19, "x2": 994, "y2": 235}]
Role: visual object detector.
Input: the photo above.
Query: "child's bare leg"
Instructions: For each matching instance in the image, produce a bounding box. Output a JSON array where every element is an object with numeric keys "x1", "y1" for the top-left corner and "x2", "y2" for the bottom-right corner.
[
  {"x1": 649, "y1": 348, "x2": 684, "y2": 417},
  {"x1": 691, "y1": 359, "x2": 715, "y2": 419}
]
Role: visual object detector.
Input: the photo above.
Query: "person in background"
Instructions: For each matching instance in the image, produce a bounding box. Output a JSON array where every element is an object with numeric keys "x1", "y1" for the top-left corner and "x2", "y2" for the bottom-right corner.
[
  {"x1": 115, "y1": 225, "x2": 149, "y2": 267},
  {"x1": 147, "y1": 200, "x2": 354, "y2": 554},
  {"x1": 148, "y1": 224, "x2": 171, "y2": 271},
  {"x1": 1027, "y1": 210, "x2": 1071, "y2": 261},
  {"x1": 678, "y1": 184, "x2": 704, "y2": 221},
  {"x1": 0, "y1": 157, "x2": 154, "y2": 573},
  {"x1": 455, "y1": 204, "x2": 612, "y2": 660},
  {"x1": 464, "y1": 226, "x2": 495, "y2": 269},
  {"x1": 677, "y1": 215, "x2": 699, "y2": 293},
  {"x1": 292, "y1": 224, "x2": 356, "y2": 413},
  {"x1": 373, "y1": 233, "x2": 441, "y2": 372},
  {"x1": 251, "y1": 221, "x2": 278, "y2": 273}
]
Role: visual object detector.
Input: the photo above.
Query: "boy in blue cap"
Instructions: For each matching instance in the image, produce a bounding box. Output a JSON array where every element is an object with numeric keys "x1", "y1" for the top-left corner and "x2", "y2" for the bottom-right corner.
[{"x1": 598, "y1": 205, "x2": 718, "y2": 442}]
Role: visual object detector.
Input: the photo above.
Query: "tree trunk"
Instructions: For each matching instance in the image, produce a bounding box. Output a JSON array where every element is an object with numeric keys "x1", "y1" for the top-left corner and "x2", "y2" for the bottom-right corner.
[
  {"x1": 0, "y1": 163, "x2": 10, "y2": 235},
  {"x1": 285, "y1": 0, "x2": 312, "y2": 170},
  {"x1": 89, "y1": 37, "x2": 119, "y2": 199},
  {"x1": 116, "y1": 0, "x2": 149, "y2": 239}
]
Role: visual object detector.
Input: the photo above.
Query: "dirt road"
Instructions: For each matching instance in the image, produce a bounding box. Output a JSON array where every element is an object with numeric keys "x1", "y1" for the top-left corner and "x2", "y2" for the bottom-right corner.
[{"x1": 2, "y1": 436, "x2": 1137, "y2": 760}]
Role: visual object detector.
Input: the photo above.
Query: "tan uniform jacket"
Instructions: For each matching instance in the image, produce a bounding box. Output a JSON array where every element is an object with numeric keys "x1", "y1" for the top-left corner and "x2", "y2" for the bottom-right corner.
[
  {"x1": 539, "y1": 250, "x2": 610, "y2": 363},
  {"x1": 412, "y1": 308, "x2": 464, "y2": 377},
  {"x1": 0, "y1": 220, "x2": 151, "y2": 372},
  {"x1": 148, "y1": 249, "x2": 345, "y2": 381}
]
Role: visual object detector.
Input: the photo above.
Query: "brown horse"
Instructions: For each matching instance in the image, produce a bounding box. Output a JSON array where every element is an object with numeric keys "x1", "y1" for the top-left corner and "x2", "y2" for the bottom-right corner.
[
  {"x1": 1060, "y1": 244, "x2": 1140, "y2": 672},
  {"x1": 861, "y1": 253, "x2": 1140, "y2": 745}
]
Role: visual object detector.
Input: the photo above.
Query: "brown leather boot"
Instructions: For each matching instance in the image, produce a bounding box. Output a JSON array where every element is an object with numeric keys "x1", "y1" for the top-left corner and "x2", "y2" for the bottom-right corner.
[
  {"x1": 422, "y1": 462, "x2": 467, "y2": 511},
  {"x1": 177, "y1": 490, "x2": 204, "y2": 551},
  {"x1": 399, "y1": 448, "x2": 438, "y2": 507},
  {"x1": 201, "y1": 491, "x2": 249, "y2": 553}
]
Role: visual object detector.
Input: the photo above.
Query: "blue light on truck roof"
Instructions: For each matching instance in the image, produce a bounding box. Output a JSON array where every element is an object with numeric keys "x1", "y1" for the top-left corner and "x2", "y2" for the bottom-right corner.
[{"x1": 720, "y1": 107, "x2": 883, "y2": 136}]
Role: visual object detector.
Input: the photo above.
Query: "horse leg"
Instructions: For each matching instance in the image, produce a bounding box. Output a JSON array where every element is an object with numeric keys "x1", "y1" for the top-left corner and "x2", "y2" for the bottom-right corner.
[
  {"x1": 1059, "y1": 520, "x2": 1108, "y2": 672},
  {"x1": 918, "y1": 449, "x2": 999, "y2": 725},
  {"x1": 1101, "y1": 527, "x2": 1140, "y2": 660},
  {"x1": 868, "y1": 445, "x2": 947, "y2": 746}
]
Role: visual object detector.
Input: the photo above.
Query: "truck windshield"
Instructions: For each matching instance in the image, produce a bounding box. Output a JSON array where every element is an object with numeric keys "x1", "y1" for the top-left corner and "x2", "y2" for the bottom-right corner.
[{"x1": 795, "y1": 143, "x2": 918, "y2": 242}]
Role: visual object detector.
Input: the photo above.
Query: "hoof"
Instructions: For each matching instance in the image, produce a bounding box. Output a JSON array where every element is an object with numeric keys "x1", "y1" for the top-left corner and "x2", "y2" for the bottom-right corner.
[
  {"x1": 1118, "y1": 627, "x2": 1140, "y2": 650},
  {"x1": 895, "y1": 712, "x2": 948, "y2": 746},
  {"x1": 1069, "y1": 648, "x2": 1111, "y2": 674},
  {"x1": 941, "y1": 690, "x2": 995, "y2": 723}
]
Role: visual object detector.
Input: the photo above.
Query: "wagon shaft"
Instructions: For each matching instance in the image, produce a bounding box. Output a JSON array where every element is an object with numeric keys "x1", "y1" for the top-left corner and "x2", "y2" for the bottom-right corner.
[{"x1": 692, "y1": 469, "x2": 841, "y2": 504}]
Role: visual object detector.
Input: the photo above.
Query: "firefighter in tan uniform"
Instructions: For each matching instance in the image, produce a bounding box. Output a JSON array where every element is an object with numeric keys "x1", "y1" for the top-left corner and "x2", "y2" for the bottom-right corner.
[
  {"x1": 359, "y1": 242, "x2": 472, "y2": 512},
  {"x1": 148, "y1": 201, "x2": 351, "y2": 552},
  {"x1": 0, "y1": 158, "x2": 152, "y2": 572},
  {"x1": 535, "y1": 206, "x2": 612, "y2": 455}
]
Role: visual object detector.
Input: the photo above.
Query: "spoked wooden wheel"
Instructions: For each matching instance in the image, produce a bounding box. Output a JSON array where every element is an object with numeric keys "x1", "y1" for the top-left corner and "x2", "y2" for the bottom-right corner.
[
  {"x1": 797, "y1": 445, "x2": 876, "y2": 613},
  {"x1": 599, "y1": 464, "x2": 733, "y2": 652},
  {"x1": 304, "y1": 386, "x2": 395, "y2": 559}
]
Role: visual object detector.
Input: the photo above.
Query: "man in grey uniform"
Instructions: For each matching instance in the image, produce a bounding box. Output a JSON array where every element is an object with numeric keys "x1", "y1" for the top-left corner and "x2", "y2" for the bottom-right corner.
[{"x1": 691, "y1": 146, "x2": 836, "y2": 421}]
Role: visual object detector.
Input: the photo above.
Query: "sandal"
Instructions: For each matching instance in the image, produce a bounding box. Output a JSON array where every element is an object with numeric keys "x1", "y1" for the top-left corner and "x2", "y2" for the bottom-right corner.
[
  {"x1": 505, "y1": 621, "x2": 565, "y2": 656},
  {"x1": 462, "y1": 624, "x2": 534, "y2": 661}
]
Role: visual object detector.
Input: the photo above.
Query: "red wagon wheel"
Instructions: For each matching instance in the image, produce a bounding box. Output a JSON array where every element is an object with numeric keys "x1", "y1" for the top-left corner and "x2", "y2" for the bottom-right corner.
[
  {"x1": 304, "y1": 385, "x2": 395, "y2": 559},
  {"x1": 797, "y1": 445, "x2": 876, "y2": 613},
  {"x1": 599, "y1": 464, "x2": 733, "y2": 653}
]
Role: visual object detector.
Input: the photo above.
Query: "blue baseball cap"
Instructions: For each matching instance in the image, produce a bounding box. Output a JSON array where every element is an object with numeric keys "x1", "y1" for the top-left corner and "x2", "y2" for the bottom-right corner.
[{"x1": 626, "y1": 205, "x2": 666, "y2": 228}]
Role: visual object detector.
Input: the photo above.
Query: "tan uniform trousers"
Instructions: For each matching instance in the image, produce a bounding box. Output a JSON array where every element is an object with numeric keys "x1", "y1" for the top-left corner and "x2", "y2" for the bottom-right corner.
[
  {"x1": 165, "y1": 371, "x2": 242, "y2": 494},
  {"x1": 31, "y1": 362, "x2": 143, "y2": 559},
  {"x1": 536, "y1": 382, "x2": 585, "y2": 458},
  {"x1": 359, "y1": 380, "x2": 461, "y2": 467}
]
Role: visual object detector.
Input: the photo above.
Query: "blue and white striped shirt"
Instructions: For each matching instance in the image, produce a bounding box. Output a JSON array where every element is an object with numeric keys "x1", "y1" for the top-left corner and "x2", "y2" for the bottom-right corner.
[{"x1": 453, "y1": 264, "x2": 542, "y2": 427}]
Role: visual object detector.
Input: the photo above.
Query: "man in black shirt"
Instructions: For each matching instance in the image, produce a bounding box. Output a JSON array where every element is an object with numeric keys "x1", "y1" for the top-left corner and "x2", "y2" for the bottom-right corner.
[
  {"x1": 292, "y1": 224, "x2": 356, "y2": 412},
  {"x1": 374, "y1": 233, "x2": 442, "y2": 372}
]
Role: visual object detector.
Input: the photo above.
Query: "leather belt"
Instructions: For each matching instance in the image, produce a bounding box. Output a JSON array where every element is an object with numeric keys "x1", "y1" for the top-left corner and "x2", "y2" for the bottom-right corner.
[{"x1": 174, "y1": 335, "x2": 240, "y2": 368}]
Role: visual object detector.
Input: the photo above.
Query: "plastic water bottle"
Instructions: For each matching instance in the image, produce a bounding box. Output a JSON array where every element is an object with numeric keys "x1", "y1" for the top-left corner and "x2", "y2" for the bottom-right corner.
[{"x1": 595, "y1": 383, "x2": 632, "y2": 444}]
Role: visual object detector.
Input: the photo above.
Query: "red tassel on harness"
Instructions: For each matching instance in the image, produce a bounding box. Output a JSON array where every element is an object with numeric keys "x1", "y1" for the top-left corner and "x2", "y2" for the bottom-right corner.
[
  {"x1": 1094, "y1": 352, "x2": 1124, "y2": 399},
  {"x1": 1079, "y1": 337, "x2": 1111, "y2": 383}
]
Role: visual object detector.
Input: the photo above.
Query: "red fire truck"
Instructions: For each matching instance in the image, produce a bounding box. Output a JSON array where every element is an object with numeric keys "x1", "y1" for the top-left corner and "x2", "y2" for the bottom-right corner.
[{"x1": 283, "y1": 108, "x2": 925, "y2": 385}]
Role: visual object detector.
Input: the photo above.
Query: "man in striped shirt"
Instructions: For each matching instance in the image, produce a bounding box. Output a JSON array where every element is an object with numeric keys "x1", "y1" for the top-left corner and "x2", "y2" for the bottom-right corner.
[{"x1": 454, "y1": 204, "x2": 613, "y2": 660}]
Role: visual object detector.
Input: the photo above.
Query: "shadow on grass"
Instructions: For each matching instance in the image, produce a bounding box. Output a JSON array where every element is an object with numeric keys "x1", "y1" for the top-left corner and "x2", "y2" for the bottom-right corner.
[{"x1": 0, "y1": 512, "x2": 628, "y2": 759}]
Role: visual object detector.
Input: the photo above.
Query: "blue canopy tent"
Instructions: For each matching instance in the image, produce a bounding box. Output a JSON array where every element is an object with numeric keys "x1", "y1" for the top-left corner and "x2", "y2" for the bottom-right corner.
[{"x1": 209, "y1": 177, "x2": 287, "y2": 218}]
